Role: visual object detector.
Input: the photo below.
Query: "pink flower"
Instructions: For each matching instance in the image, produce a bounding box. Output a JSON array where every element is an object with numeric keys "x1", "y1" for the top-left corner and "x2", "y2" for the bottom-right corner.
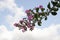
[
  {"x1": 27, "y1": 22, "x2": 31, "y2": 28},
  {"x1": 19, "y1": 20, "x2": 24, "y2": 24},
  {"x1": 28, "y1": 15, "x2": 34, "y2": 21},
  {"x1": 39, "y1": 5, "x2": 43, "y2": 9},
  {"x1": 25, "y1": 10, "x2": 30, "y2": 13},
  {"x1": 14, "y1": 23, "x2": 20, "y2": 27},
  {"x1": 21, "y1": 26, "x2": 26, "y2": 32},
  {"x1": 22, "y1": 29, "x2": 25, "y2": 32}
]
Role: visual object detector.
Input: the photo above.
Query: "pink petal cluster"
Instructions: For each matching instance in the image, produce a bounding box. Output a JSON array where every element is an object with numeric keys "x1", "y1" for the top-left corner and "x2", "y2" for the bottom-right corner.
[
  {"x1": 27, "y1": 22, "x2": 31, "y2": 28},
  {"x1": 26, "y1": 22, "x2": 34, "y2": 31},
  {"x1": 19, "y1": 20, "x2": 24, "y2": 24},
  {"x1": 28, "y1": 15, "x2": 34, "y2": 21},
  {"x1": 14, "y1": 23, "x2": 20, "y2": 27},
  {"x1": 14, "y1": 18, "x2": 34, "y2": 32},
  {"x1": 25, "y1": 10, "x2": 31, "y2": 13},
  {"x1": 39, "y1": 5, "x2": 43, "y2": 9}
]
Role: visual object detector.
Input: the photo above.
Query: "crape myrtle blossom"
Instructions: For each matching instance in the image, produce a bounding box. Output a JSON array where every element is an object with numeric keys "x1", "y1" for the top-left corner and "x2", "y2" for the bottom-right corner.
[
  {"x1": 25, "y1": 10, "x2": 31, "y2": 14},
  {"x1": 39, "y1": 5, "x2": 43, "y2": 9},
  {"x1": 19, "y1": 20, "x2": 24, "y2": 24},
  {"x1": 14, "y1": 23, "x2": 21, "y2": 27},
  {"x1": 28, "y1": 14, "x2": 34, "y2": 22},
  {"x1": 14, "y1": 0, "x2": 60, "y2": 32},
  {"x1": 14, "y1": 18, "x2": 34, "y2": 32},
  {"x1": 34, "y1": 5, "x2": 43, "y2": 10}
]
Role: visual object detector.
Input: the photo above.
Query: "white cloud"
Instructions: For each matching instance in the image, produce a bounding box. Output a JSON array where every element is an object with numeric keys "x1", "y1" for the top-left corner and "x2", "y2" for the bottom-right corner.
[
  {"x1": 0, "y1": 24, "x2": 60, "y2": 40},
  {"x1": 0, "y1": 0, "x2": 26, "y2": 29},
  {"x1": 6, "y1": 6, "x2": 26, "y2": 28}
]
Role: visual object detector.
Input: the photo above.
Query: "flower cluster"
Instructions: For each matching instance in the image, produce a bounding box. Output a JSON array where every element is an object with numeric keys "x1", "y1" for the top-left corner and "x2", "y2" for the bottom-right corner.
[
  {"x1": 14, "y1": 5, "x2": 44, "y2": 32},
  {"x1": 14, "y1": 0, "x2": 60, "y2": 32},
  {"x1": 14, "y1": 18, "x2": 34, "y2": 32}
]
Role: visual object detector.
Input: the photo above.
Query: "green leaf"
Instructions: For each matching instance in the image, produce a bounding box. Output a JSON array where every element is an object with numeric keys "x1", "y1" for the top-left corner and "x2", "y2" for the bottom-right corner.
[
  {"x1": 47, "y1": 2, "x2": 51, "y2": 9},
  {"x1": 55, "y1": 0, "x2": 59, "y2": 1},
  {"x1": 51, "y1": 1, "x2": 58, "y2": 6},
  {"x1": 30, "y1": 10, "x2": 34, "y2": 14},
  {"x1": 41, "y1": 13, "x2": 45, "y2": 16},
  {"x1": 41, "y1": 8, "x2": 45, "y2": 12},
  {"x1": 38, "y1": 21, "x2": 42, "y2": 26},
  {"x1": 33, "y1": 18, "x2": 36, "y2": 23},
  {"x1": 52, "y1": 7, "x2": 59, "y2": 11},
  {"x1": 36, "y1": 8, "x2": 39, "y2": 12},
  {"x1": 51, "y1": 12, "x2": 57, "y2": 16},
  {"x1": 56, "y1": 3, "x2": 60, "y2": 8},
  {"x1": 45, "y1": 12, "x2": 49, "y2": 16},
  {"x1": 34, "y1": 13, "x2": 38, "y2": 20},
  {"x1": 45, "y1": 17, "x2": 47, "y2": 20}
]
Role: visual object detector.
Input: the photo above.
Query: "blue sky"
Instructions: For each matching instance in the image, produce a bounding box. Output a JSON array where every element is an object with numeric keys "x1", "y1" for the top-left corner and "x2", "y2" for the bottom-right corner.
[
  {"x1": 15, "y1": 0, "x2": 50, "y2": 10},
  {"x1": 0, "y1": 0, "x2": 60, "y2": 40}
]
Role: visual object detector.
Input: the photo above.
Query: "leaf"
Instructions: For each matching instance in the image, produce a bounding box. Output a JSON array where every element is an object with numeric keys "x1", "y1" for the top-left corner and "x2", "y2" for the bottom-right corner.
[
  {"x1": 41, "y1": 8, "x2": 45, "y2": 11},
  {"x1": 56, "y1": 3, "x2": 60, "y2": 8},
  {"x1": 41, "y1": 13, "x2": 45, "y2": 16},
  {"x1": 55, "y1": 0, "x2": 59, "y2": 1},
  {"x1": 34, "y1": 14, "x2": 38, "y2": 20},
  {"x1": 51, "y1": 12, "x2": 57, "y2": 16},
  {"x1": 33, "y1": 18, "x2": 37, "y2": 23},
  {"x1": 47, "y1": 2, "x2": 51, "y2": 9},
  {"x1": 56, "y1": 0, "x2": 60, "y2": 2},
  {"x1": 36, "y1": 8, "x2": 39, "y2": 12},
  {"x1": 51, "y1": 1, "x2": 58, "y2": 6},
  {"x1": 30, "y1": 10, "x2": 35, "y2": 14},
  {"x1": 45, "y1": 12, "x2": 49, "y2": 16},
  {"x1": 52, "y1": 7, "x2": 59, "y2": 11},
  {"x1": 45, "y1": 17, "x2": 47, "y2": 20},
  {"x1": 38, "y1": 21, "x2": 42, "y2": 26}
]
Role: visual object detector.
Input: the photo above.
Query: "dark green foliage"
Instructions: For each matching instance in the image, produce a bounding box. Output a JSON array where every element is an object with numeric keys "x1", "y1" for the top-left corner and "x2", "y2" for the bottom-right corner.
[
  {"x1": 55, "y1": 0, "x2": 59, "y2": 1},
  {"x1": 52, "y1": 7, "x2": 59, "y2": 11},
  {"x1": 40, "y1": 13, "x2": 45, "y2": 16},
  {"x1": 36, "y1": 8, "x2": 39, "y2": 12},
  {"x1": 45, "y1": 17, "x2": 47, "y2": 20},
  {"x1": 51, "y1": 1, "x2": 58, "y2": 6},
  {"x1": 47, "y1": 2, "x2": 51, "y2": 9},
  {"x1": 34, "y1": 13, "x2": 38, "y2": 20},
  {"x1": 51, "y1": 12, "x2": 57, "y2": 16},
  {"x1": 30, "y1": 9, "x2": 35, "y2": 14},
  {"x1": 56, "y1": 3, "x2": 60, "y2": 8},
  {"x1": 38, "y1": 21, "x2": 42, "y2": 26},
  {"x1": 33, "y1": 18, "x2": 37, "y2": 23},
  {"x1": 41, "y1": 8, "x2": 45, "y2": 12}
]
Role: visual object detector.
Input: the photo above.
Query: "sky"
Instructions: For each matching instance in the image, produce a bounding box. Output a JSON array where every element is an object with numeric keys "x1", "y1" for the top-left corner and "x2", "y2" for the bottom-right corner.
[{"x1": 0, "y1": 0, "x2": 60, "y2": 40}]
